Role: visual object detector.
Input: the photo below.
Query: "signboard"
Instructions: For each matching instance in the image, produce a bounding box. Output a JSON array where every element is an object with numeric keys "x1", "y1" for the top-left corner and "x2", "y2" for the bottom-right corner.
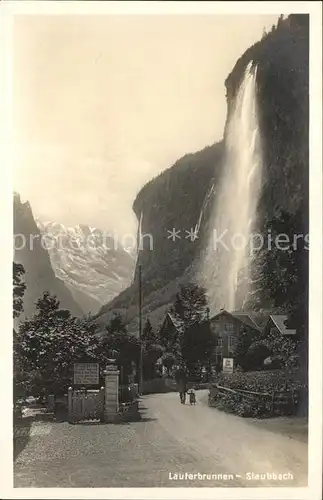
[
  {"x1": 106, "y1": 364, "x2": 118, "y2": 371},
  {"x1": 222, "y1": 357, "x2": 234, "y2": 374},
  {"x1": 74, "y1": 363, "x2": 99, "y2": 386}
]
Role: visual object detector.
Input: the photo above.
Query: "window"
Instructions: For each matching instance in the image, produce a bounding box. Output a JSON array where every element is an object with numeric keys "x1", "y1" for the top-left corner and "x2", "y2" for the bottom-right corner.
[
  {"x1": 216, "y1": 337, "x2": 223, "y2": 347},
  {"x1": 225, "y1": 322, "x2": 234, "y2": 334},
  {"x1": 212, "y1": 321, "x2": 220, "y2": 334},
  {"x1": 228, "y1": 335, "x2": 236, "y2": 349}
]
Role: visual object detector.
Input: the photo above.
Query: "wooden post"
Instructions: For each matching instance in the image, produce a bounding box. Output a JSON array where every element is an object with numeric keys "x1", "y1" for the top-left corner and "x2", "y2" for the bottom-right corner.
[
  {"x1": 271, "y1": 390, "x2": 275, "y2": 415},
  {"x1": 68, "y1": 387, "x2": 73, "y2": 424},
  {"x1": 138, "y1": 264, "x2": 143, "y2": 395},
  {"x1": 100, "y1": 386, "x2": 105, "y2": 423},
  {"x1": 47, "y1": 394, "x2": 55, "y2": 413}
]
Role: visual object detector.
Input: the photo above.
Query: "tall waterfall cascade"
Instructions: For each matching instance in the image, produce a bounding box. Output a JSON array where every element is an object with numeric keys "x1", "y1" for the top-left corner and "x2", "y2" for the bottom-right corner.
[
  {"x1": 131, "y1": 211, "x2": 143, "y2": 285},
  {"x1": 202, "y1": 61, "x2": 263, "y2": 314}
]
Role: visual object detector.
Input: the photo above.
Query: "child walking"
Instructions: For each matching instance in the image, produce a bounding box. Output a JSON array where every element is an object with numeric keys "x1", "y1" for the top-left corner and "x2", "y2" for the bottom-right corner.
[{"x1": 187, "y1": 386, "x2": 196, "y2": 405}]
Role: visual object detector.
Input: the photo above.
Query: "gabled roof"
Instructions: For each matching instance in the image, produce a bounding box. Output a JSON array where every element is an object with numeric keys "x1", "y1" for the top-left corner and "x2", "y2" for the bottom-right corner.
[
  {"x1": 231, "y1": 312, "x2": 261, "y2": 331},
  {"x1": 167, "y1": 312, "x2": 184, "y2": 332},
  {"x1": 159, "y1": 312, "x2": 185, "y2": 334},
  {"x1": 249, "y1": 314, "x2": 271, "y2": 331},
  {"x1": 210, "y1": 309, "x2": 261, "y2": 332},
  {"x1": 269, "y1": 315, "x2": 297, "y2": 336}
]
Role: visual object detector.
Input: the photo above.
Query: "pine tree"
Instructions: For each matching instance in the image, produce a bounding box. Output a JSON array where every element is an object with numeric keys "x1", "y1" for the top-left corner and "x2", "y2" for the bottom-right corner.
[
  {"x1": 142, "y1": 318, "x2": 156, "y2": 347},
  {"x1": 13, "y1": 262, "x2": 26, "y2": 319}
]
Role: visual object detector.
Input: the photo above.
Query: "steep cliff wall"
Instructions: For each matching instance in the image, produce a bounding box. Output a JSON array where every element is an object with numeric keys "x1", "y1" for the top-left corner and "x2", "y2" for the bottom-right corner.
[
  {"x1": 13, "y1": 193, "x2": 82, "y2": 319},
  {"x1": 95, "y1": 14, "x2": 309, "y2": 332},
  {"x1": 224, "y1": 14, "x2": 308, "y2": 225},
  {"x1": 132, "y1": 142, "x2": 224, "y2": 288}
]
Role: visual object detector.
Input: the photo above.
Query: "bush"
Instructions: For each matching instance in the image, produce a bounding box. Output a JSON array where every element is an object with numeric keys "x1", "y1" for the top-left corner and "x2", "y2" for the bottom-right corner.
[
  {"x1": 214, "y1": 368, "x2": 304, "y2": 394},
  {"x1": 244, "y1": 341, "x2": 272, "y2": 370},
  {"x1": 209, "y1": 369, "x2": 306, "y2": 418}
]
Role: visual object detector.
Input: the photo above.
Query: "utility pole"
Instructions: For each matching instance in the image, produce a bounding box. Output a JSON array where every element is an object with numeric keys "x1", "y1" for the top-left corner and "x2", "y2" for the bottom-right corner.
[{"x1": 138, "y1": 264, "x2": 143, "y2": 395}]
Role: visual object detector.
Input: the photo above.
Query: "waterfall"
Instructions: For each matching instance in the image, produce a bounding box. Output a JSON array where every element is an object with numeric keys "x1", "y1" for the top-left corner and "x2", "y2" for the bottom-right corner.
[
  {"x1": 202, "y1": 61, "x2": 263, "y2": 314},
  {"x1": 132, "y1": 211, "x2": 143, "y2": 284}
]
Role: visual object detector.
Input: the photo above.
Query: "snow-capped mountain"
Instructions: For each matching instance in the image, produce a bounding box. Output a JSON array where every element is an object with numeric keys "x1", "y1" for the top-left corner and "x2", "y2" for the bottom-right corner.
[
  {"x1": 36, "y1": 220, "x2": 136, "y2": 314},
  {"x1": 14, "y1": 194, "x2": 82, "y2": 320}
]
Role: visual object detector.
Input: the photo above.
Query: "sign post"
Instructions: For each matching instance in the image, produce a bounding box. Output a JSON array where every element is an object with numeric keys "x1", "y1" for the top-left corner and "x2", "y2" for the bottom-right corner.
[
  {"x1": 104, "y1": 363, "x2": 120, "y2": 423},
  {"x1": 222, "y1": 357, "x2": 234, "y2": 374},
  {"x1": 73, "y1": 363, "x2": 99, "y2": 386}
]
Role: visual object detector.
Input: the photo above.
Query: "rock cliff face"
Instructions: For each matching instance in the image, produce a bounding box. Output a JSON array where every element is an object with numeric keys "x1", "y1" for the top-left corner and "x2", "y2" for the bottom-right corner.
[
  {"x1": 36, "y1": 221, "x2": 135, "y2": 314},
  {"x1": 94, "y1": 14, "x2": 309, "y2": 333},
  {"x1": 13, "y1": 193, "x2": 82, "y2": 319},
  {"x1": 225, "y1": 14, "x2": 308, "y2": 224}
]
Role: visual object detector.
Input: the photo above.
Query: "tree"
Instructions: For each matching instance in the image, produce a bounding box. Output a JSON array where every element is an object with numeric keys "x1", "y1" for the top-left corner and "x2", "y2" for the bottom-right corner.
[
  {"x1": 13, "y1": 262, "x2": 26, "y2": 319},
  {"x1": 244, "y1": 341, "x2": 272, "y2": 371},
  {"x1": 14, "y1": 292, "x2": 97, "y2": 395},
  {"x1": 161, "y1": 352, "x2": 176, "y2": 376},
  {"x1": 182, "y1": 320, "x2": 214, "y2": 379},
  {"x1": 141, "y1": 318, "x2": 156, "y2": 347},
  {"x1": 232, "y1": 327, "x2": 257, "y2": 371},
  {"x1": 171, "y1": 283, "x2": 209, "y2": 327},
  {"x1": 260, "y1": 328, "x2": 299, "y2": 369},
  {"x1": 166, "y1": 283, "x2": 214, "y2": 377},
  {"x1": 141, "y1": 318, "x2": 163, "y2": 380},
  {"x1": 250, "y1": 209, "x2": 308, "y2": 340},
  {"x1": 99, "y1": 313, "x2": 140, "y2": 384}
]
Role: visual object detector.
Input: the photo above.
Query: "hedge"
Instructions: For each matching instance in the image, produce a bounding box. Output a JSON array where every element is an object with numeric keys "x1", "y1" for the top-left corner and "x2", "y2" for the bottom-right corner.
[{"x1": 208, "y1": 369, "x2": 307, "y2": 418}]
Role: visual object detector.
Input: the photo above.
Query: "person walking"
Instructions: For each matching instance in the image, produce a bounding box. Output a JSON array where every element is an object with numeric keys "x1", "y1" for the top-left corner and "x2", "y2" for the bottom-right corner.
[
  {"x1": 175, "y1": 366, "x2": 187, "y2": 404},
  {"x1": 178, "y1": 379, "x2": 187, "y2": 404}
]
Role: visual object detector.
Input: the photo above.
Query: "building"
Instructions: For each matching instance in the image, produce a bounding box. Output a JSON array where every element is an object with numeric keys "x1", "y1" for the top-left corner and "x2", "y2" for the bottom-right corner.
[
  {"x1": 158, "y1": 312, "x2": 184, "y2": 347},
  {"x1": 262, "y1": 314, "x2": 297, "y2": 338},
  {"x1": 159, "y1": 310, "x2": 296, "y2": 371},
  {"x1": 209, "y1": 310, "x2": 261, "y2": 366}
]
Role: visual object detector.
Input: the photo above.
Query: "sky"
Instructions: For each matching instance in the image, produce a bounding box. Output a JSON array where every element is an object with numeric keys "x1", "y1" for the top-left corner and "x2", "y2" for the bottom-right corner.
[{"x1": 13, "y1": 14, "x2": 279, "y2": 237}]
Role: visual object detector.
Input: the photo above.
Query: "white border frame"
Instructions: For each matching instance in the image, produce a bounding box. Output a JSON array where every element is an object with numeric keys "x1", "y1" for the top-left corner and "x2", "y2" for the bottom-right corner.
[{"x1": 1, "y1": 2, "x2": 322, "y2": 499}]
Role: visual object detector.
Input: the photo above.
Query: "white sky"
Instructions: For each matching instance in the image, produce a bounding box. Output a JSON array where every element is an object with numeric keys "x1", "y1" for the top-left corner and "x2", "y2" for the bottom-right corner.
[{"x1": 13, "y1": 14, "x2": 279, "y2": 236}]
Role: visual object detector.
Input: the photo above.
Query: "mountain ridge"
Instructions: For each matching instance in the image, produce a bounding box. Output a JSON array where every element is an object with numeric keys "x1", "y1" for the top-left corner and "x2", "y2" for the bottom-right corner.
[{"x1": 93, "y1": 14, "x2": 309, "y2": 334}]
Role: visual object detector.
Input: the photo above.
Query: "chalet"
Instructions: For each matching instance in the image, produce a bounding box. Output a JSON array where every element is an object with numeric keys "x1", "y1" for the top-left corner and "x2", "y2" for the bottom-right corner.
[
  {"x1": 262, "y1": 314, "x2": 297, "y2": 338},
  {"x1": 158, "y1": 309, "x2": 296, "y2": 370},
  {"x1": 159, "y1": 312, "x2": 184, "y2": 346},
  {"x1": 209, "y1": 310, "x2": 261, "y2": 365}
]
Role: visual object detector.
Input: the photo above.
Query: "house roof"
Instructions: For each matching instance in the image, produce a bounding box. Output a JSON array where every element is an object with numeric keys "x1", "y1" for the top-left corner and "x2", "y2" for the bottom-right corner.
[
  {"x1": 159, "y1": 312, "x2": 185, "y2": 334},
  {"x1": 167, "y1": 313, "x2": 184, "y2": 332},
  {"x1": 231, "y1": 312, "x2": 261, "y2": 331},
  {"x1": 210, "y1": 309, "x2": 261, "y2": 332},
  {"x1": 249, "y1": 314, "x2": 271, "y2": 331},
  {"x1": 269, "y1": 315, "x2": 297, "y2": 336}
]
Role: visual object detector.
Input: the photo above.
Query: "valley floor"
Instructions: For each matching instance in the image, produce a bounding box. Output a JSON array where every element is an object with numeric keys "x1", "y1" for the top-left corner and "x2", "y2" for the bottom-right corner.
[{"x1": 14, "y1": 390, "x2": 307, "y2": 488}]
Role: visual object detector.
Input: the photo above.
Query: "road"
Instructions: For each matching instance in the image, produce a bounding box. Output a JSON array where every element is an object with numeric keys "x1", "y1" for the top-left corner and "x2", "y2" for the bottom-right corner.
[{"x1": 14, "y1": 390, "x2": 307, "y2": 487}]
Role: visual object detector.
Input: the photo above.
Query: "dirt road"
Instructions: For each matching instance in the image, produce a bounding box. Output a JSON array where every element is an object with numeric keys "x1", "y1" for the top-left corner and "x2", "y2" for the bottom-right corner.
[{"x1": 14, "y1": 390, "x2": 307, "y2": 487}]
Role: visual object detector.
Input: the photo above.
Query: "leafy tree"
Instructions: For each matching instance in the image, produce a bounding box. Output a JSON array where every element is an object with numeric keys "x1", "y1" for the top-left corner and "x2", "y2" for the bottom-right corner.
[
  {"x1": 99, "y1": 313, "x2": 140, "y2": 384},
  {"x1": 260, "y1": 328, "x2": 299, "y2": 369},
  {"x1": 142, "y1": 343, "x2": 164, "y2": 380},
  {"x1": 13, "y1": 262, "x2": 26, "y2": 319},
  {"x1": 141, "y1": 318, "x2": 163, "y2": 380},
  {"x1": 250, "y1": 209, "x2": 308, "y2": 340},
  {"x1": 14, "y1": 292, "x2": 97, "y2": 396},
  {"x1": 182, "y1": 320, "x2": 214, "y2": 378},
  {"x1": 161, "y1": 352, "x2": 176, "y2": 376},
  {"x1": 244, "y1": 341, "x2": 272, "y2": 371},
  {"x1": 165, "y1": 283, "x2": 214, "y2": 377},
  {"x1": 232, "y1": 327, "x2": 257, "y2": 371}
]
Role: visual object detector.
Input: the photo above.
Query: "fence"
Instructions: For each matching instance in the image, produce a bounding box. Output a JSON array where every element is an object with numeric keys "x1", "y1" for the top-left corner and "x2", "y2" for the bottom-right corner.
[{"x1": 209, "y1": 384, "x2": 299, "y2": 416}]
